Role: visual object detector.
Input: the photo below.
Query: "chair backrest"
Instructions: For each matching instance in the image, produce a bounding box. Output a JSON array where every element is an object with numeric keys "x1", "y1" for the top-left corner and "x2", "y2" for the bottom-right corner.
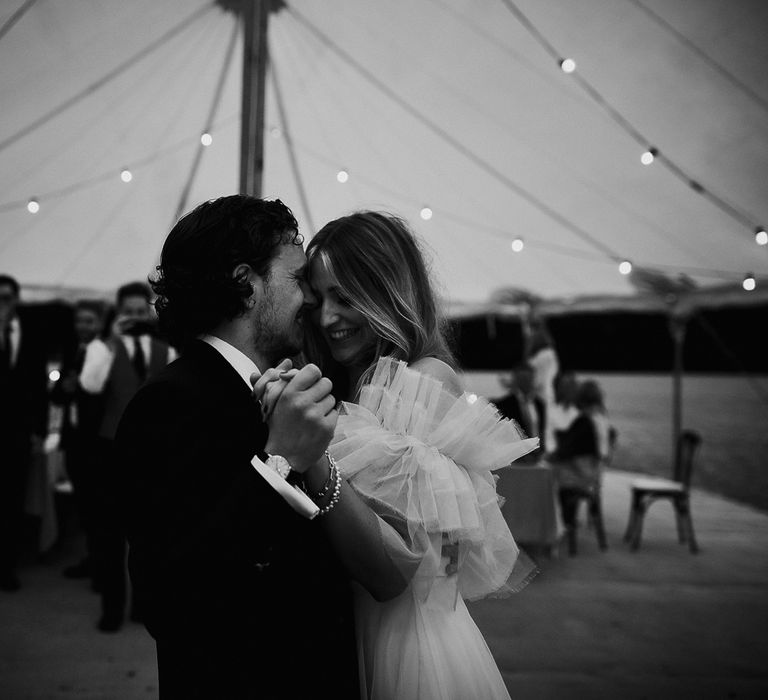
[{"x1": 674, "y1": 429, "x2": 702, "y2": 488}]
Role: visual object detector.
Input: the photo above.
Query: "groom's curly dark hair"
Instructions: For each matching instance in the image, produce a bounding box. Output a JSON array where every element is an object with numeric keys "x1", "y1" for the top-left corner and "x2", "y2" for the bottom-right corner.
[{"x1": 150, "y1": 195, "x2": 301, "y2": 350}]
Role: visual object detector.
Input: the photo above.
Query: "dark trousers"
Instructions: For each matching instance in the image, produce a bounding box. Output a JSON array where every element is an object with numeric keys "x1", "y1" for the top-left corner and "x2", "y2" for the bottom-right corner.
[
  {"x1": 64, "y1": 432, "x2": 100, "y2": 564},
  {"x1": 91, "y1": 438, "x2": 130, "y2": 620},
  {"x1": 0, "y1": 433, "x2": 30, "y2": 576}
]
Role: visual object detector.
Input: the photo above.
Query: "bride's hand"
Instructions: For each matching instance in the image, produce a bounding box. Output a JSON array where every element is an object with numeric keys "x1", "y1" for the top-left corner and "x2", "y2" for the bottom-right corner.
[{"x1": 251, "y1": 359, "x2": 298, "y2": 421}]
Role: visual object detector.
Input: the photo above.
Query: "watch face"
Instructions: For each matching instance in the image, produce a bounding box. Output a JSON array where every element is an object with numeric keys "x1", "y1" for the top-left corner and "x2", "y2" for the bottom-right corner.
[{"x1": 266, "y1": 454, "x2": 291, "y2": 479}]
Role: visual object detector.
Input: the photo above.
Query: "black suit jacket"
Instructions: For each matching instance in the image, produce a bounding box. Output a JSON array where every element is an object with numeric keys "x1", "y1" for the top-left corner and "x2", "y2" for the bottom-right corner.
[
  {"x1": 0, "y1": 315, "x2": 48, "y2": 443},
  {"x1": 116, "y1": 340, "x2": 358, "y2": 699},
  {"x1": 491, "y1": 391, "x2": 546, "y2": 441}
]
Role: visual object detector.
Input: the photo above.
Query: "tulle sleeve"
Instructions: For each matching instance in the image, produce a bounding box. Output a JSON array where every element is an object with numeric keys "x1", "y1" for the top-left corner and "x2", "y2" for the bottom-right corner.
[{"x1": 330, "y1": 357, "x2": 540, "y2": 602}]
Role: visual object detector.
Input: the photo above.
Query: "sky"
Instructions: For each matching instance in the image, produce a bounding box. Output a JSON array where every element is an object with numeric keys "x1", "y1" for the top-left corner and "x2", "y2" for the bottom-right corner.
[{"x1": 1, "y1": 0, "x2": 767, "y2": 303}]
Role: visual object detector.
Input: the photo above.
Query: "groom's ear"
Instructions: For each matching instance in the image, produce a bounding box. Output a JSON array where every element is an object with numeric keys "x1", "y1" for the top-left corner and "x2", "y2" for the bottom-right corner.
[{"x1": 232, "y1": 263, "x2": 262, "y2": 304}]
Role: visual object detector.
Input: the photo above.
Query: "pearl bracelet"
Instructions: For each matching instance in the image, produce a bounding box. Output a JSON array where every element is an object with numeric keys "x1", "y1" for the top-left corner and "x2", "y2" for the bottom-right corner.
[{"x1": 317, "y1": 452, "x2": 342, "y2": 516}]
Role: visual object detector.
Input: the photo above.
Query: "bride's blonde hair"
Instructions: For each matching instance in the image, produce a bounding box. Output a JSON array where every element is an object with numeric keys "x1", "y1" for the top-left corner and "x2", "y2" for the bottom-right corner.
[{"x1": 304, "y1": 211, "x2": 454, "y2": 395}]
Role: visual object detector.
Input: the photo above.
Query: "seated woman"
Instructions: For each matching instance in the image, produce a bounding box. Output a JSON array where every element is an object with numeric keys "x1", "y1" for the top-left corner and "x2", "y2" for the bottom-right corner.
[{"x1": 548, "y1": 380, "x2": 612, "y2": 536}]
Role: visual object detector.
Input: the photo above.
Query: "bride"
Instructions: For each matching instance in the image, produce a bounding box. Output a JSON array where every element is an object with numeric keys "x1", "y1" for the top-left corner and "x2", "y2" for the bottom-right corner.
[{"x1": 263, "y1": 211, "x2": 538, "y2": 700}]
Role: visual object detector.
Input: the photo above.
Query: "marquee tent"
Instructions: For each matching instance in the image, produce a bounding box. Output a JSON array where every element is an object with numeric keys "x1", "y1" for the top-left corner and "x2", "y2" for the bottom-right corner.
[{"x1": 1, "y1": 0, "x2": 767, "y2": 305}]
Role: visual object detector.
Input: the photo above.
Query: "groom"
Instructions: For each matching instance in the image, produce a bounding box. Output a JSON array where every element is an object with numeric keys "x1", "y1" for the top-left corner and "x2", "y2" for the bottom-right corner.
[{"x1": 116, "y1": 196, "x2": 361, "y2": 698}]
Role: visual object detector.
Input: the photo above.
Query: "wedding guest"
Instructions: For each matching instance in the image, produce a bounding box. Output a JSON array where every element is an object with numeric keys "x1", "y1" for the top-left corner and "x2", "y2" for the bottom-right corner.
[
  {"x1": 50, "y1": 299, "x2": 107, "y2": 583},
  {"x1": 0, "y1": 274, "x2": 49, "y2": 592},
  {"x1": 545, "y1": 370, "x2": 579, "y2": 455},
  {"x1": 80, "y1": 282, "x2": 176, "y2": 631},
  {"x1": 525, "y1": 316, "x2": 559, "y2": 408},
  {"x1": 491, "y1": 362, "x2": 545, "y2": 462},
  {"x1": 549, "y1": 379, "x2": 612, "y2": 542}
]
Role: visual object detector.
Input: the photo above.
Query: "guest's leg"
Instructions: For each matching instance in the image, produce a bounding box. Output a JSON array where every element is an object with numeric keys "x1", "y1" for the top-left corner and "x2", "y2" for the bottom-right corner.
[{"x1": 0, "y1": 436, "x2": 30, "y2": 591}]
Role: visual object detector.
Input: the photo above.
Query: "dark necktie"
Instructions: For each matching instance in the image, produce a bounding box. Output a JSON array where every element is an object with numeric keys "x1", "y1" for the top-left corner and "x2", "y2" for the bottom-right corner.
[
  {"x1": 132, "y1": 336, "x2": 147, "y2": 381},
  {"x1": 74, "y1": 344, "x2": 87, "y2": 373},
  {"x1": 0, "y1": 325, "x2": 11, "y2": 376}
]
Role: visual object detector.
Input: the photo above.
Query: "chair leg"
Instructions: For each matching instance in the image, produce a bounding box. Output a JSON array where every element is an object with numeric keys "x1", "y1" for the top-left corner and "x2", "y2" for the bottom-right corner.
[
  {"x1": 624, "y1": 491, "x2": 639, "y2": 542},
  {"x1": 589, "y1": 496, "x2": 608, "y2": 551},
  {"x1": 559, "y1": 490, "x2": 579, "y2": 555},
  {"x1": 630, "y1": 497, "x2": 648, "y2": 551},
  {"x1": 674, "y1": 503, "x2": 688, "y2": 544},
  {"x1": 677, "y1": 497, "x2": 699, "y2": 554}
]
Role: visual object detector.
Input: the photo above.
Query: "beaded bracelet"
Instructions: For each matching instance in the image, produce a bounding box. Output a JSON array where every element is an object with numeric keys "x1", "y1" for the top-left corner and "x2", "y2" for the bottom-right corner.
[
  {"x1": 310, "y1": 451, "x2": 336, "y2": 500},
  {"x1": 317, "y1": 458, "x2": 342, "y2": 516}
]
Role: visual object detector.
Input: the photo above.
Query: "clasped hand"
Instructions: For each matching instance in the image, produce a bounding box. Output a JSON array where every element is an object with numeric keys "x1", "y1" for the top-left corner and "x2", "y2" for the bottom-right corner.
[{"x1": 251, "y1": 359, "x2": 338, "y2": 473}]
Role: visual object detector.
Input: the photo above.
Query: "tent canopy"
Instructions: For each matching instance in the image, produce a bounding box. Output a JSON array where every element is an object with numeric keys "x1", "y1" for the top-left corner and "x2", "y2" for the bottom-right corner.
[{"x1": 1, "y1": 0, "x2": 767, "y2": 304}]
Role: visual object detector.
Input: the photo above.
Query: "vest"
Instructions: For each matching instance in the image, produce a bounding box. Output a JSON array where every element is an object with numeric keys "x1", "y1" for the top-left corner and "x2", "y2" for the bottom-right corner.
[{"x1": 99, "y1": 336, "x2": 169, "y2": 440}]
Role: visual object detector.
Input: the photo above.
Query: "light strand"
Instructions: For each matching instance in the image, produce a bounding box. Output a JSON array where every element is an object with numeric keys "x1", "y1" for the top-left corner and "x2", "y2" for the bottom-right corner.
[
  {"x1": 0, "y1": 2, "x2": 215, "y2": 155},
  {"x1": 498, "y1": 0, "x2": 765, "y2": 242}
]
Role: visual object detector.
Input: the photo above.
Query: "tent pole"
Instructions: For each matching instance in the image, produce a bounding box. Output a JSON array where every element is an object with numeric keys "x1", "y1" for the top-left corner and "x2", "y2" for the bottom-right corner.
[
  {"x1": 670, "y1": 315, "x2": 687, "y2": 469},
  {"x1": 240, "y1": 0, "x2": 269, "y2": 196}
]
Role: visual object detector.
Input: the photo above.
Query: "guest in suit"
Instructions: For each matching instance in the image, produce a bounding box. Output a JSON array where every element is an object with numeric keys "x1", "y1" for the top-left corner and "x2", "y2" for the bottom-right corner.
[
  {"x1": 50, "y1": 299, "x2": 107, "y2": 583},
  {"x1": 492, "y1": 361, "x2": 545, "y2": 462},
  {"x1": 79, "y1": 282, "x2": 176, "y2": 631},
  {"x1": 116, "y1": 195, "x2": 406, "y2": 698},
  {"x1": 0, "y1": 274, "x2": 49, "y2": 592}
]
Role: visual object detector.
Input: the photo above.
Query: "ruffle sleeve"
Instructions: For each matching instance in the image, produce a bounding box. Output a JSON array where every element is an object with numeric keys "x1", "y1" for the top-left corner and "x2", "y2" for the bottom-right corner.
[{"x1": 330, "y1": 357, "x2": 539, "y2": 602}]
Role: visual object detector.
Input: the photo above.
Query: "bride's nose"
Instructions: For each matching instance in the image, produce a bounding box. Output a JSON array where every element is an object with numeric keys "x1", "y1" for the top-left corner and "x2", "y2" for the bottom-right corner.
[{"x1": 320, "y1": 299, "x2": 339, "y2": 327}]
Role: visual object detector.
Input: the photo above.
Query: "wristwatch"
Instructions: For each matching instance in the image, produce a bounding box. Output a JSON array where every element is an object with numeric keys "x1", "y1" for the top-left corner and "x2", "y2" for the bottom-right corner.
[{"x1": 265, "y1": 453, "x2": 292, "y2": 480}]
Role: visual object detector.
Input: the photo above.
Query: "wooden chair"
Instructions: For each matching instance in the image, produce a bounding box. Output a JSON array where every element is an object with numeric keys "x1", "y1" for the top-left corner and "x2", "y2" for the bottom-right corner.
[
  {"x1": 557, "y1": 426, "x2": 617, "y2": 555},
  {"x1": 624, "y1": 429, "x2": 701, "y2": 553}
]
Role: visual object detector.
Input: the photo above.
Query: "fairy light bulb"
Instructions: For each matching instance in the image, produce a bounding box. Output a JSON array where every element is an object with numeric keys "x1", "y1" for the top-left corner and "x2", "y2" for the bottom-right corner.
[
  {"x1": 200, "y1": 132, "x2": 213, "y2": 146},
  {"x1": 559, "y1": 58, "x2": 576, "y2": 73},
  {"x1": 336, "y1": 169, "x2": 349, "y2": 183},
  {"x1": 467, "y1": 393, "x2": 478, "y2": 404},
  {"x1": 49, "y1": 369, "x2": 61, "y2": 382},
  {"x1": 641, "y1": 148, "x2": 657, "y2": 165},
  {"x1": 27, "y1": 198, "x2": 39, "y2": 214},
  {"x1": 420, "y1": 207, "x2": 433, "y2": 220},
  {"x1": 755, "y1": 227, "x2": 768, "y2": 246},
  {"x1": 743, "y1": 273, "x2": 756, "y2": 291},
  {"x1": 511, "y1": 238, "x2": 524, "y2": 252},
  {"x1": 270, "y1": 126, "x2": 282, "y2": 138},
  {"x1": 120, "y1": 169, "x2": 133, "y2": 183},
  {"x1": 619, "y1": 260, "x2": 632, "y2": 275}
]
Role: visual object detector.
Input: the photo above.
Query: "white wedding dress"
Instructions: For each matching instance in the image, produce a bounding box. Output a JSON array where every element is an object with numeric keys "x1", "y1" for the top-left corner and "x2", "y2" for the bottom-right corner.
[{"x1": 330, "y1": 357, "x2": 539, "y2": 700}]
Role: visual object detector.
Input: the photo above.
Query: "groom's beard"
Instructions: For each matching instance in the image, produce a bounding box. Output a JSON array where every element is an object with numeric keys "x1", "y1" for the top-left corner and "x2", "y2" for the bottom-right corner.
[{"x1": 253, "y1": 296, "x2": 304, "y2": 365}]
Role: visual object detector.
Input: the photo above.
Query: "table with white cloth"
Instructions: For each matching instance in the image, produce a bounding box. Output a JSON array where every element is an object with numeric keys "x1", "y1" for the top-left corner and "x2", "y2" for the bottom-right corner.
[{"x1": 496, "y1": 464, "x2": 565, "y2": 557}]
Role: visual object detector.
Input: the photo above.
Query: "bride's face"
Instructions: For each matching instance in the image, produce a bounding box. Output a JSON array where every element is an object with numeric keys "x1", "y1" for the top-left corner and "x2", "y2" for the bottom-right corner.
[{"x1": 309, "y1": 257, "x2": 376, "y2": 367}]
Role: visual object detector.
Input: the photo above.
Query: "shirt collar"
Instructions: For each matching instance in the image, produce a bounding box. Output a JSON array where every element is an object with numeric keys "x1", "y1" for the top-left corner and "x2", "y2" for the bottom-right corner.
[{"x1": 200, "y1": 334, "x2": 261, "y2": 389}]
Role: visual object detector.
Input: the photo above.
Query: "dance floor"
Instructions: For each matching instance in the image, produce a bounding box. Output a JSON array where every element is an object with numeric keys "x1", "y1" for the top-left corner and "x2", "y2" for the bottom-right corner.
[{"x1": 1, "y1": 469, "x2": 767, "y2": 699}]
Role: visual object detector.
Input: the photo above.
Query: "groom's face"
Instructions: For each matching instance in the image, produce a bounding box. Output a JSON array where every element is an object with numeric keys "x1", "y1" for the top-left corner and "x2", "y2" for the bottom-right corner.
[{"x1": 252, "y1": 240, "x2": 315, "y2": 362}]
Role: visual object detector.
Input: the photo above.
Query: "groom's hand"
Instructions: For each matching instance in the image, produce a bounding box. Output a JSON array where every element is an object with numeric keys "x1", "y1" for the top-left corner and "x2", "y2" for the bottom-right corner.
[{"x1": 263, "y1": 363, "x2": 337, "y2": 473}]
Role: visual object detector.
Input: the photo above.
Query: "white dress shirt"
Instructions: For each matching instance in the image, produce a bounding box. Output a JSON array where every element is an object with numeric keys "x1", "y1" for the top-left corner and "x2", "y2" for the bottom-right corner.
[
  {"x1": 79, "y1": 335, "x2": 178, "y2": 394},
  {"x1": 200, "y1": 334, "x2": 319, "y2": 519},
  {"x1": 4, "y1": 316, "x2": 20, "y2": 367}
]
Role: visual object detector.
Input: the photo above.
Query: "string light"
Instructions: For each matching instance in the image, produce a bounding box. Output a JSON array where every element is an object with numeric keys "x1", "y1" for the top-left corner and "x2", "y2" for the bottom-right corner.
[
  {"x1": 618, "y1": 260, "x2": 632, "y2": 275},
  {"x1": 49, "y1": 369, "x2": 61, "y2": 382},
  {"x1": 467, "y1": 393, "x2": 478, "y2": 404},
  {"x1": 420, "y1": 206, "x2": 433, "y2": 220},
  {"x1": 559, "y1": 58, "x2": 576, "y2": 73},
  {"x1": 200, "y1": 132, "x2": 213, "y2": 146},
  {"x1": 511, "y1": 237, "x2": 524, "y2": 252},
  {"x1": 120, "y1": 169, "x2": 133, "y2": 183},
  {"x1": 336, "y1": 169, "x2": 349, "y2": 183},
  {"x1": 27, "y1": 198, "x2": 39, "y2": 214},
  {"x1": 756, "y1": 227, "x2": 768, "y2": 246},
  {"x1": 641, "y1": 148, "x2": 657, "y2": 165},
  {"x1": 743, "y1": 273, "x2": 756, "y2": 291},
  {"x1": 270, "y1": 126, "x2": 282, "y2": 138}
]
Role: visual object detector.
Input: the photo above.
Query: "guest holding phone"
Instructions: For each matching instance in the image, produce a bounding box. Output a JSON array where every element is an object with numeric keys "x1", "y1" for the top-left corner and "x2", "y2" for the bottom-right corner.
[{"x1": 79, "y1": 281, "x2": 176, "y2": 631}]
